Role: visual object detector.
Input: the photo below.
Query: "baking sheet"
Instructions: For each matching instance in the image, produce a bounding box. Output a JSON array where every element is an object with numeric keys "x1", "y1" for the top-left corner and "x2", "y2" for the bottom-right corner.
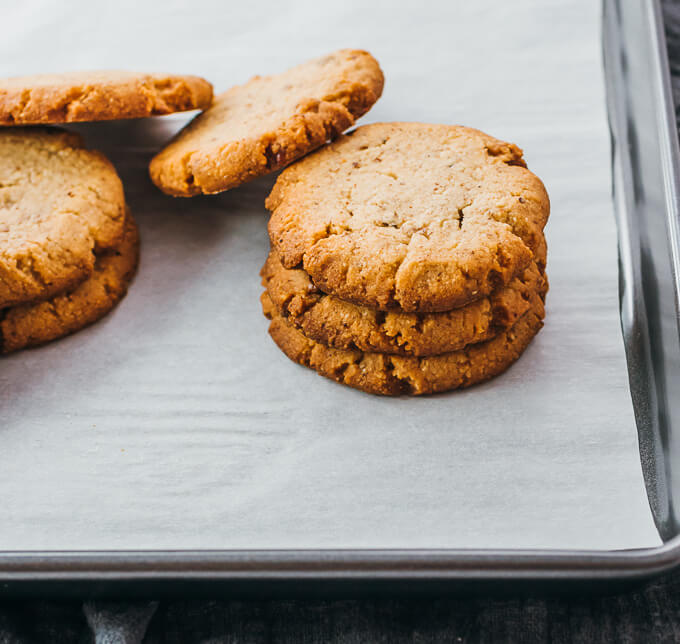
[{"x1": 0, "y1": 0, "x2": 662, "y2": 551}]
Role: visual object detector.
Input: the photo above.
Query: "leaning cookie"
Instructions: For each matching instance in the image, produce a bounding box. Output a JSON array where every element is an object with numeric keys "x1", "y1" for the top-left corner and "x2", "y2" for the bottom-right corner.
[
  {"x1": 267, "y1": 122, "x2": 550, "y2": 312},
  {"x1": 1, "y1": 215, "x2": 139, "y2": 354},
  {"x1": 150, "y1": 49, "x2": 384, "y2": 196},
  {"x1": 0, "y1": 127, "x2": 127, "y2": 307},
  {"x1": 262, "y1": 249, "x2": 546, "y2": 356},
  {"x1": 0, "y1": 71, "x2": 213, "y2": 125},
  {"x1": 262, "y1": 292, "x2": 544, "y2": 396}
]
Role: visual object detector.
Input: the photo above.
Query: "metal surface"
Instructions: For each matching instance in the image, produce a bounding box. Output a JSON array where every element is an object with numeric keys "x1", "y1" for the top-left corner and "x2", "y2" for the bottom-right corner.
[
  {"x1": 607, "y1": 0, "x2": 680, "y2": 543},
  {"x1": 1, "y1": 0, "x2": 680, "y2": 593}
]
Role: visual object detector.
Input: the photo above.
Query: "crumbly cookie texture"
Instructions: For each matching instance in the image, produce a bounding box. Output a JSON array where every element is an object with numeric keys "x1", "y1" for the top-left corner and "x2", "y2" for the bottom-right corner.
[
  {"x1": 0, "y1": 71, "x2": 213, "y2": 125},
  {"x1": 1, "y1": 214, "x2": 139, "y2": 354},
  {"x1": 262, "y1": 292, "x2": 544, "y2": 396},
  {"x1": 149, "y1": 49, "x2": 384, "y2": 196},
  {"x1": 267, "y1": 122, "x2": 550, "y2": 312},
  {"x1": 261, "y1": 248, "x2": 547, "y2": 356},
  {"x1": 0, "y1": 128, "x2": 127, "y2": 307}
]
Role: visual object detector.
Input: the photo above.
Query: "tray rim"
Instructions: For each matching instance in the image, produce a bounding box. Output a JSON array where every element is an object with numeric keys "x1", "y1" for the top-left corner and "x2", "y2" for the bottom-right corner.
[{"x1": 2, "y1": 0, "x2": 680, "y2": 593}]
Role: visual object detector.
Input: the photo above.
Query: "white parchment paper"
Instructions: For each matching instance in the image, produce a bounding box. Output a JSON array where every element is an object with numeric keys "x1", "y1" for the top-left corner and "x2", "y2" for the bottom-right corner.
[{"x1": 0, "y1": 0, "x2": 662, "y2": 550}]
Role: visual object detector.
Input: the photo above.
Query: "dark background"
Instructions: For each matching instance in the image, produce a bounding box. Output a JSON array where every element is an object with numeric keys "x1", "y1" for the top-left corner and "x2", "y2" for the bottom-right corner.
[{"x1": 3, "y1": 1, "x2": 680, "y2": 642}]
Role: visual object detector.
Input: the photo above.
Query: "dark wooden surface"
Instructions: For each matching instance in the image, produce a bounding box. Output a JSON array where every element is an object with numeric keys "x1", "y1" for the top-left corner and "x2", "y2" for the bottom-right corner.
[
  {"x1": 2, "y1": 575, "x2": 680, "y2": 643},
  {"x1": 3, "y1": 2, "x2": 680, "y2": 642}
]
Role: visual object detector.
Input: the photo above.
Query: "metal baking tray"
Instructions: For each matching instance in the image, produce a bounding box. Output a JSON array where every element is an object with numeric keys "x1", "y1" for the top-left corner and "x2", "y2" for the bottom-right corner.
[{"x1": 1, "y1": 0, "x2": 680, "y2": 595}]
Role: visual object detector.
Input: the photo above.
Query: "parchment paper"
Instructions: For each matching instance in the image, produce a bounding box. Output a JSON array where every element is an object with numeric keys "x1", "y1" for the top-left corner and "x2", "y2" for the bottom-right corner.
[{"x1": 0, "y1": 0, "x2": 662, "y2": 550}]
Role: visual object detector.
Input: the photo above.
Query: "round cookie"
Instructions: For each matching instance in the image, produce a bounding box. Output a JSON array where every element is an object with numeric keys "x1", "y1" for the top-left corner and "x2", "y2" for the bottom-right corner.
[
  {"x1": 149, "y1": 49, "x2": 384, "y2": 196},
  {"x1": 0, "y1": 71, "x2": 213, "y2": 125},
  {"x1": 0, "y1": 127, "x2": 126, "y2": 307},
  {"x1": 262, "y1": 249, "x2": 547, "y2": 356},
  {"x1": 262, "y1": 292, "x2": 544, "y2": 396},
  {"x1": 267, "y1": 122, "x2": 550, "y2": 312},
  {"x1": 1, "y1": 214, "x2": 139, "y2": 354}
]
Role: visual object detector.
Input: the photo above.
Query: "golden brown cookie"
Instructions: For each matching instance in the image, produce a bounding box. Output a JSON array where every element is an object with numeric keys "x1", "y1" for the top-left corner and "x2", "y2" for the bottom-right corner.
[
  {"x1": 261, "y1": 248, "x2": 547, "y2": 356},
  {"x1": 267, "y1": 122, "x2": 550, "y2": 312},
  {"x1": 262, "y1": 292, "x2": 544, "y2": 396},
  {"x1": 149, "y1": 49, "x2": 384, "y2": 196},
  {"x1": 0, "y1": 127, "x2": 126, "y2": 308},
  {"x1": 0, "y1": 71, "x2": 213, "y2": 125},
  {"x1": 1, "y1": 214, "x2": 139, "y2": 354}
]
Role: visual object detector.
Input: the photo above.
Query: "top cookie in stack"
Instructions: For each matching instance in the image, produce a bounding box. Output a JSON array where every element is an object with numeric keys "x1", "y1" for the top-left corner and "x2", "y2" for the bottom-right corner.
[
  {"x1": 261, "y1": 122, "x2": 550, "y2": 395},
  {"x1": 0, "y1": 71, "x2": 213, "y2": 124}
]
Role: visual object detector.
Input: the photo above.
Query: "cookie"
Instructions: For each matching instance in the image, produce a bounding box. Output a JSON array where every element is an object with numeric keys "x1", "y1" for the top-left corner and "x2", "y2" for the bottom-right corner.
[
  {"x1": 267, "y1": 122, "x2": 550, "y2": 312},
  {"x1": 1, "y1": 214, "x2": 139, "y2": 354},
  {"x1": 149, "y1": 49, "x2": 384, "y2": 196},
  {"x1": 0, "y1": 127, "x2": 126, "y2": 307},
  {"x1": 0, "y1": 71, "x2": 213, "y2": 125},
  {"x1": 262, "y1": 248, "x2": 547, "y2": 356},
  {"x1": 262, "y1": 292, "x2": 544, "y2": 396}
]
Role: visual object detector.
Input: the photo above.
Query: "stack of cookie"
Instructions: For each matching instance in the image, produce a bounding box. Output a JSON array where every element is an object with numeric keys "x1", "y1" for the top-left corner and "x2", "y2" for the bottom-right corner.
[
  {"x1": 261, "y1": 123, "x2": 550, "y2": 395},
  {"x1": 0, "y1": 71, "x2": 213, "y2": 353},
  {"x1": 0, "y1": 51, "x2": 550, "y2": 397},
  {"x1": 144, "y1": 51, "x2": 549, "y2": 398}
]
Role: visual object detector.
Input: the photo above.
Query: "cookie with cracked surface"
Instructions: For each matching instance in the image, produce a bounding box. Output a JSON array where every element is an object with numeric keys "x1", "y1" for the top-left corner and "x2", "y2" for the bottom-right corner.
[
  {"x1": 261, "y1": 248, "x2": 547, "y2": 356},
  {"x1": 267, "y1": 122, "x2": 550, "y2": 312},
  {"x1": 0, "y1": 71, "x2": 213, "y2": 125},
  {"x1": 262, "y1": 292, "x2": 544, "y2": 396},
  {"x1": 0, "y1": 127, "x2": 126, "y2": 307},
  {"x1": 1, "y1": 214, "x2": 139, "y2": 354},
  {"x1": 149, "y1": 49, "x2": 384, "y2": 196}
]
